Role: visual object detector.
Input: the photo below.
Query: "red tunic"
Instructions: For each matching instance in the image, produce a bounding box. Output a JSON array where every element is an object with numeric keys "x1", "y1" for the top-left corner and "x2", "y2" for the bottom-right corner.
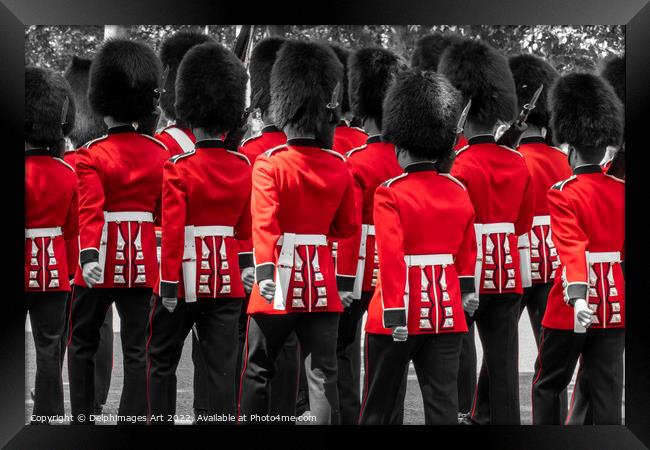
[
  {"x1": 157, "y1": 139, "x2": 252, "y2": 300},
  {"x1": 542, "y1": 165, "x2": 625, "y2": 330},
  {"x1": 518, "y1": 136, "x2": 572, "y2": 284},
  {"x1": 451, "y1": 135, "x2": 535, "y2": 295},
  {"x1": 154, "y1": 125, "x2": 196, "y2": 157},
  {"x1": 335, "y1": 135, "x2": 402, "y2": 296},
  {"x1": 365, "y1": 163, "x2": 476, "y2": 335},
  {"x1": 74, "y1": 125, "x2": 169, "y2": 288},
  {"x1": 25, "y1": 150, "x2": 79, "y2": 292},
  {"x1": 332, "y1": 121, "x2": 368, "y2": 155},
  {"x1": 248, "y1": 138, "x2": 359, "y2": 314}
]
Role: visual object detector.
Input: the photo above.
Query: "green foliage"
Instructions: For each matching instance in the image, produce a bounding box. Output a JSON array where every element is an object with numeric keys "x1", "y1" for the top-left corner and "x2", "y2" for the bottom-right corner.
[{"x1": 26, "y1": 25, "x2": 624, "y2": 75}]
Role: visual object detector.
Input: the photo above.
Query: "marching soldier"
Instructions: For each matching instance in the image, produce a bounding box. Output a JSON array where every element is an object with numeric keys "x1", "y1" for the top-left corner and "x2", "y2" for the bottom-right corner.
[
  {"x1": 359, "y1": 69, "x2": 477, "y2": 424},
  {"x1": 25, "y1": 66, "x2": 77, "y2": 422},
  {"x1": 531, "y1": 72, "x2": 625, "y2": 425},
  {"x1": 238, "y1": 40, "x2": 359, "y2": 425},
  {"x1": 147, "y1": 42, "x2": 251, "y2": 423},
  {"x1": 67, "y1": 39, "x2": 168, "y2": 424},
  {"x1": 439, "y1": 39, "x2": 535, "y2": 425},
  {"x1": 62, "y1": 55, "x2": 113, "y2": 416},
  {"x1": 334, "y1": 46, "x2": 403, "y2": 424}
]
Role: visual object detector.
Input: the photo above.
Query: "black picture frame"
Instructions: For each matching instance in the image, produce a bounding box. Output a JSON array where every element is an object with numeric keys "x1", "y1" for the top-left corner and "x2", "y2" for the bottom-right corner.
[{"x1": 2, "y1": 0, "x2": 648, "y2": 448}]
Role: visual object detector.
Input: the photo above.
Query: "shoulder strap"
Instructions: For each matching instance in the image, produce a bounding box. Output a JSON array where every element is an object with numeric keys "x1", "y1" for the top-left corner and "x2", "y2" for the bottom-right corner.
[{"x1": 164, "y1": 127, "x2": 195, "y2": 154}]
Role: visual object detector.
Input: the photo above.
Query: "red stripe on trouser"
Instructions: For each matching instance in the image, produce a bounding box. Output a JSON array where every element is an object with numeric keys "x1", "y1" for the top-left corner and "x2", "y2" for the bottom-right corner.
[
  {"x1": 145, "y1": 296, "x2": 157, "y2": 424},
  {"x1": 237, "y1": 315, "x2": 251, "y2": 424},
  {"x1": 357, "y1": 332, "x2": 370, "y2": 424},
  {"x1": 66, "y1": 286, "x2": 75, "y2": 348},
  {"x1": 565, "y1": 357, "x2": 583, "y2": 424},
  {"x1": 530, "y1": 327, "x2": 546, "y2": 424}
]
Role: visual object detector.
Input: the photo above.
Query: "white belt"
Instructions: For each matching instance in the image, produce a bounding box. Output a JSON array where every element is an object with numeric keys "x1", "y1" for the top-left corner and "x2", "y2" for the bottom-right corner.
[
  {"x1": 352, "y1": 224, "x2": 375, "y2": 299},
  {"x1": 588, "y1": 251, "x2": 621, "y2": 263},
  {"x1": 274, "y1": 233, "x2": 328, "y2": 310},
  {"x1": 533, "y1": 215, "x2": 551, "y2": 227},
  {"x1": 182, "y1": 225, "x2": 234, "y2": 302},
  {"x1": 478, "y1": 222, "x2": 515, "y2": 235},
  {"x1": 404, "y1": 253, "x2": 453, "y2": 267},
  {"x1": 25, "y1": 227, "x2": 62, "y2": 239}
]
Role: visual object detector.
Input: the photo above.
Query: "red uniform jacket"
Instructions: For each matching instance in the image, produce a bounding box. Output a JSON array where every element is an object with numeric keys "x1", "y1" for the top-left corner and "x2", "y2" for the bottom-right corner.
[
  {"x1": 518, "y1": 136, "x2": 572, "y2": 284},
  {"x1": 454, "y1": 134, "x2": 468, "y2": 151},
  {"x1": 75, "y1": 125, "x2": 169, "y2": 288},
  {"x1": 335, "y1": 135, "x2": 402, "y2": 297},
  {"x1": 248, "y1": 138, "x2": 359, "y2": 314},
  {"x1": 365, "y1": 163, "x2": 476, "y2": 335},
  {"x1": 154, "y1": 125, "x2": 196, "y2": 157},
  {"x1": 451, "y1": 135, "x2": 535, "y2": 295},
  {"x1": 542, "y1": 165, "x2": 625, "y2": 330},
  {"x1": 157, "y1": 139, "x2": 252, "y2": 300},
  {"x1": 332, "y1": 121, "x2": 368, "y2": 155},
  {"x1": 25, "y1": 150, "x2": 79, "y2": 292}
]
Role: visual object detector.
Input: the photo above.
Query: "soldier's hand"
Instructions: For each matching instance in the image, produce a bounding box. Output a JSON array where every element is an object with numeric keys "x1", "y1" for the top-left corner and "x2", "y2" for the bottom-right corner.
[
  {"x1": 462, "y1": 292, "x2": 479, "y2": 316},
  {"x1": 162, "y1": 297, "x2": 178, "y2": 313},
  {"x1": 82, "y1": 262, "x2": 103, "y2": 287},
  {"x1": 241, "y1": 267, "x2": 255, "y2": 294},
  {"x1": 339, "y1": 291, "x2": 354, "y2": 308},
  {"x1": 574, "y1": 299, "x2": 594, "y2": 330},
  {"x1": 392, "y1": 326, "x2": 408, "y2": 342},
  {"x1": 259, "y1": 279, "x2": 275, "y2": 303}
]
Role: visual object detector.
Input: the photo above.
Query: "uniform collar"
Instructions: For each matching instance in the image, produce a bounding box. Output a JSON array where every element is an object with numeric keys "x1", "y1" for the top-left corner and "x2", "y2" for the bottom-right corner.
[
  {"x1": 107, "y1": 124, "x2": 136, "y2": 135},
  {"x1": 573, "y1": 164, "x2": 602, "y2": 175},
  {"x1": 25, "y1": 148, "x2": 51, "y2": 157},
  {"x1": 404, "y1": 161, "x2": 438, "y2": 173},
  {"x1": 366, "y1": 135, "x2": 382, "y2": 145},
  {"x1": 519, "y1": 135, "x2": 546, "y2": 144},
  {"x1": 467, "y1": 134, "x2": 496, "y2": 145},
  {"x1": 262, "y1": 125, "x2": 281, "y2": 133},
  {"x1": 287, "y1": 138, "x2": 320, "y2": 148},
  {"x1": 195, "y1": 139, "x2": 225, "y2": 149}
]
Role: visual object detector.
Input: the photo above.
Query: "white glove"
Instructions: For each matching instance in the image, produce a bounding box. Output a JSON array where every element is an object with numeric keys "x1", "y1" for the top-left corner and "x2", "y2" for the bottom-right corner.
[
  {"x1": 162, "y1": 297, "x2": 178, "y2": 313},
  {"x1": 339, "y1": 291, "x2": 354, "y2": 308},
  {"x1": 392, "y1": 326, "x2": 408, "y2": 342},
  {"x1": 82, "y1": 261, "x2": 103, "y2": 287},
  {"x1": 574, "y1": 298, "x2": 594, "y2": 333},
  {"x1": 241, "y1": 267, "x2": 255, "y2": 294},
  {"x1": 259, "y1": 279, "x2": 275, "y2": 303},
  {"x1": 462, "y1": 292, "x2": 479, "y2": 316}
]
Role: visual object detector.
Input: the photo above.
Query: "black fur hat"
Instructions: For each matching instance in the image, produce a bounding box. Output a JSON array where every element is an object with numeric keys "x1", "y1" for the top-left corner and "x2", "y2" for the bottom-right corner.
[
  {"x1": 159, "y1": 30, "x2": 214, "y2": 121},
  {"x1": 550, "y1": 73, "x2": 623, "y2": 153},
  {"x1": 250, "y1": 37, "x2": 286, "y2": 116},
  {"x1": 508, "y1": 54, "x2": 559, "y2": 129},
  {"x1": 411, "y1": 33, "x2": 460, "y2": 71},
  {"x1": 64, "y1": 56, "x2": 107, "y2": 147},
  {"x1": 600, "y1": 55, "x2": 625, "y2": 104},
  {"x1": 271, "y1": 40, "x2": 344, "y2": 135},
  {"x1": 438, "y1": 39, "x2": 517, "y2": 126},
  {"x1": 383, "y1": 69, "x2": 462, "y2": 160},
  {"x1": 328, "y1": 43, "x2": 351, "y2": 114},
  {"x1": 25, "y1": 66, "x2": 76, "y2": 148},
  {"x1": 88, "y1": 39, "x2": 161, "y2": 122},
  {"x1": 175, "y1": 42, "x2": 248, "y2": 134},
  {"x1": 349, "y1": 47, "x2": 402, "y2": 128}
]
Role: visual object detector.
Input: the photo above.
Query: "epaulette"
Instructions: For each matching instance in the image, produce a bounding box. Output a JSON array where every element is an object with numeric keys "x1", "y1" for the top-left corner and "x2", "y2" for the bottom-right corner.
[
  {"x1": 498, "y1": 145, "x2": 524, "y2": 157},
  {"x1": 83, "y1": 135, "x2": 108, "y2": 149},
  {"x1": 141, "y1": 134, "x2": 169, "y2": 152},
  {"x1": 169, "y1": 151, "x2": 196, "y2": 164},
  {"x1": 439, "y1": 173, "x2": 466, "y2": 191},
  {"x1": 551, "y1": 175, "x2": 577, "y2": 191},
  {"x1": 227, "y1": 150, "x2": 251, "y2": 166},
  {"x1": 455, "y1": 145, "x2": 470, "y2": 155},
  {"x1": 605, "y1": 174, "x2": 625, "y2": 184},
  {"x1": 53, "y1": 157, "x2": 75, "y2": 173},
  {"x1": 263, "y1": 144, "x2": 288, "y2": 158},
  {"x1": 382, "y1": 173, "x2": 408, "y2": 187},
  {"x1": 321, "y1": 148, "x2": 346, "y2": 161},
  {"x1": 240, "y1": 133, "x2": 263, "y2": 147},
  {"x1": 345, "y1": 145, "x2": 367, "y2": 158}
]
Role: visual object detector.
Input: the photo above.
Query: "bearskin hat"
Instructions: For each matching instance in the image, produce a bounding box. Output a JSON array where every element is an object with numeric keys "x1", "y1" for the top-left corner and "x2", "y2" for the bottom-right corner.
[
  {"x1": 175, "y1": 43, "x2": 248, "y2": 134},
  {"x1": 550, "y1": 73, "x2": 623, "y2": 153},
  {"x1": 250, "y1": 37, "x2": 286, "y2": 115},
  {"x1": 411, "y1": 33, "x2": 461, "y2": 71},
  {"x1": 25, "y1": 66, "x2": 76, "y2": 148},
  {"x1": 383, "y1": 69, "x2": 462, "y2": 160},
  {"x1": 88, "y1": 39, "x2": 161, "y2": 123},
  {"x1": 328, "y1": 44, "x2": 352, "y2": 114},
  {"x1": 349, "y1": 47, "x2": 403, "y2": 128},
  {"x1": 601, "y1": 55, "x2": 625, "y2": 104},
  {"x1": 159, "y1": 30, "x2": 214, "y2": 121},
  {"x1": 271, "y1": 40, "x2": 344, "y2": 134},
  {"x1": 438, "y1": 39, "x2": 517, "y2": 126},
  {"x1": 64, "y1": 56, "x2": 107, "y2": 147},
  {"x1": 508, "y1": 54, "x2": 559, "y2": 129}
]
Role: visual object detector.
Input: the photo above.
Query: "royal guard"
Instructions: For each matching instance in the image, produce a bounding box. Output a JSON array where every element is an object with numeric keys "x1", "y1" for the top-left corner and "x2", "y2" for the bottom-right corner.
[
  {"x1": 62, "y1": 55, "x2": 113, "y2": 416},
  {"x1": 531, "y1": 73, "x2": 625, "y2": 425},
  {"x1": 329, "y1": 44, "x2": 369, "y2": 154},
  {"x1": 333, "y1": 46, "x2": 403, "y2": 424},
  {"x1": 238, "y1": 40, "x2": 359, "y2": 425},
  {"x1": 25, "y1": 67, "x2": 77, "y2": 422},
  {"x1": 359, "y1": 69, "x2": 477, "y2": 424},
  {"x1": 67, "y1": 39, "x2": 168, "y2": 424},
  {"x1": 439, "y1": 39, "x2": 535, "y2": 425}
]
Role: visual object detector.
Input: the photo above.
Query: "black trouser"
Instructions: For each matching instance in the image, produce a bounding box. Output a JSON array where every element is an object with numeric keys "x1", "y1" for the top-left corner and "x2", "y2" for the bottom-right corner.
[
  {"x1": 239, "y1": 312, "x2": 340, "y2": 424},
  {"x1": 566, "y1": 360, "x2": 593, "y2": 424},
  {"x1": 457, "y1": 323, "x2": 477, "y2": 414},
  {"x1": 336, "y1": 291, "x2": 373, "y2": 424},
  {"x1": 26, "y1": 291, "x2": 67, "y2": 419},
  {"x1": 468, "y1": 293, "x2": 522, "y2": 425},
  {"x1": 532, "y1": 327, "x2": 623, "y2": 425},
  {"x1": 191, "y1": 331, "x2": 208, "y2": 413},
  {"x1": 146, "y1": 296, "x2": 242, "y2": 424},
  {"x1": 359, "y1": 332, "x2": 463, "y2": 425},
  {"x1": 68, "y1": 286, "x2": 151, "y2": 423},
  {"x1": 61, "y1": 296, "x2": 113, "y2": 411}
]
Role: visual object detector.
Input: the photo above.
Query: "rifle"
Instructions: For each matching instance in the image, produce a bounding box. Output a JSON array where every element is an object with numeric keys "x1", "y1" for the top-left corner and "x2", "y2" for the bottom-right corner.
[
  {"x1": 496, "y1": 84, "x2": 543, "y2": 149},
  {"x1": 138, "y1": 65, "x2": 170, "y2": 136},
  {"x1": 437, "y1": 99, "x2": 471, "y2": 173},
  {"x1": 607, "y1": 143, "x2": 625, "y2": 179}
]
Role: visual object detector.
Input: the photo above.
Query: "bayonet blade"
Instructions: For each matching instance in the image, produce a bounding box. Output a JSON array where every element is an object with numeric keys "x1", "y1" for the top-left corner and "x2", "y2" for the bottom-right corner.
[
  {"x1": 455, "y1": 99, "x2": 472, "y2": 135},
  {"x1": 60, "y1": 96, "x2": 69, "y2": 127},
  {"x1": 327, "y1": 81, "x2": 342, "y2": 110},
  {"x1": 524, "y1": 84, "x2": 544, "y2": 111}
]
